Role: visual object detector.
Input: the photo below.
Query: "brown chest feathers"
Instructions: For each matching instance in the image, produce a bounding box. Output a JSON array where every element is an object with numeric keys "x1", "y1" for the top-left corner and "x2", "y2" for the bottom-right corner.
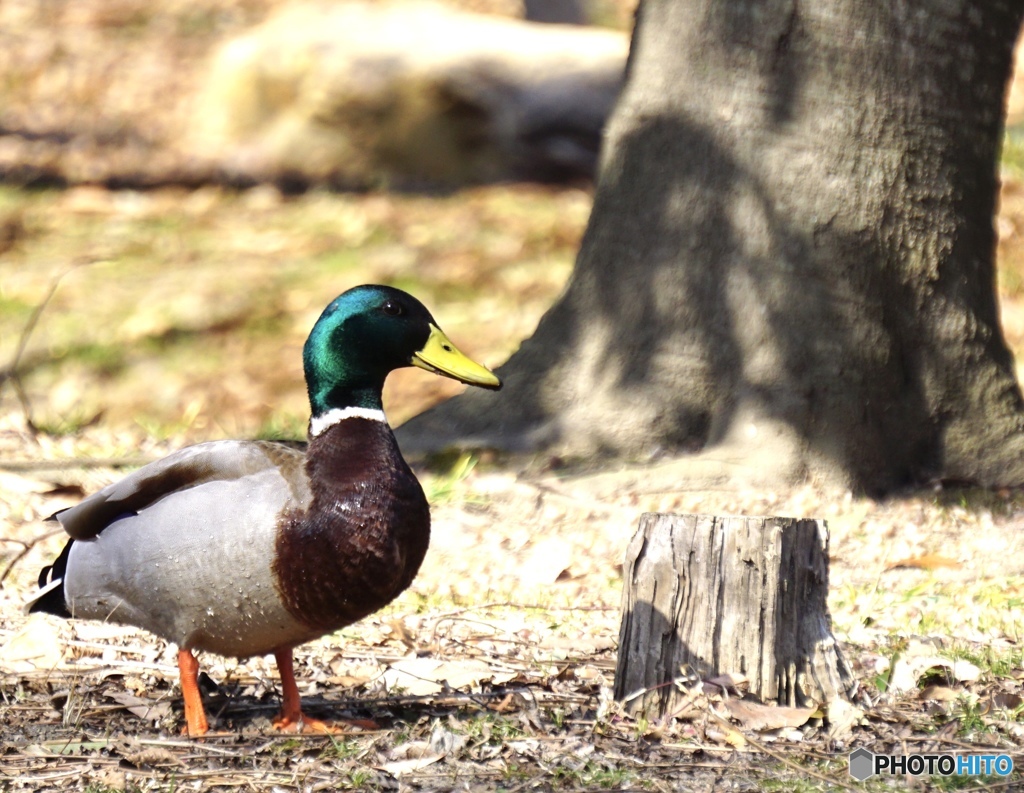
[{"x1": 271, "y1": 418, "x2": 430, "y2": 632}]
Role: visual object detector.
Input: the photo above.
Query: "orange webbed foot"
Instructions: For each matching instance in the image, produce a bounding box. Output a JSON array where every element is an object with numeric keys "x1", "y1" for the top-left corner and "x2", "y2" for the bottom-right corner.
[
  {"x1": 272, "y1": 712, "x2": 379, "y2": 734},
  {"x1": 271, "y1": 646, "x2": 381, "y2": 734},
  {"x1": 272, "y1": 712, "x2": 341, "y2": 734}
]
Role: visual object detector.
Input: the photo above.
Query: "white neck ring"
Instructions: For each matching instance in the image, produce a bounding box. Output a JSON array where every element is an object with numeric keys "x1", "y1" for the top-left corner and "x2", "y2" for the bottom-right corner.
[{"x1": 309, "y1": 406, "x2": 388, "y2": 437}]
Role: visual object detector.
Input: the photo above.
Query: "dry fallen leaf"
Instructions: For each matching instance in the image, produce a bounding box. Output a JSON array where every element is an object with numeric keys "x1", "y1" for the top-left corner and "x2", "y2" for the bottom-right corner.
[
  {"x1": 574, "y1": 664, "x2": 605, "y2": 681},
  {"x1": 0, "y1": 617, "x2": 66, "y2": 672},
  {"x1": 106, "y1": 692, "x2": 174, "y2": 723},
  {"x1": 381, "y1": 750, "x2": 445, "y2": 776},
  {"x1": 886, "y1": 553, "x2": 961, "y2": 571},
  {"x1": 825, "y1": 697, "x2": 863, "y2": 740},
  {"x1": 381, "y1": 657, "x2": 516, "y2": 696},
  {"x1": 121, "y1": 744, "x2": 183, "y2": 768},
  {"x1": 888, "y1": 655, "x2": 982, "y2": 694},
  {"x1": 380, "y1": 725, "x2": 464, "y2": 776},
  {"x1": 707, "y1": 722, "x2": 747, "y2": 747},
  {"x1": 516, "y1": 537, "x2": 574, "y2": 586},
  {"x1": 387, "y1": 618, "x2": 417, "y2": 649},
  {"x1": 919, "y1": 684, "x2": 960, "y2": 702},
  {"x1": 90, "y1": 770, "x2": 128, "y2": 792},
  {"x1": 984, "y1": 692, "x2": 1024, "y2": 713},
  {"x1": 724, "y1": 699, "x2": 816, "y2": 731},
  {"x1": 329, "y1": 658, "x2": 383, "y2": 688}
]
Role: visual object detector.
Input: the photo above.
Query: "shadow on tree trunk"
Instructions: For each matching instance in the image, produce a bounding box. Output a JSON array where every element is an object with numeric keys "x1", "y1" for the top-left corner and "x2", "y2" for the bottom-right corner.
[{"x1": 398, "y1": 0, "x2": 1024, "y2": 495}]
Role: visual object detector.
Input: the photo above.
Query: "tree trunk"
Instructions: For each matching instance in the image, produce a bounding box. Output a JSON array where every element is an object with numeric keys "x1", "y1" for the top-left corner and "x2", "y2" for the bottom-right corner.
[
  {"x1": 398, "y1": 0, "x2": 1024, "y2": 493},
  {"x1": 614, "y1": 513, "x2": 855, "y2": 720}
]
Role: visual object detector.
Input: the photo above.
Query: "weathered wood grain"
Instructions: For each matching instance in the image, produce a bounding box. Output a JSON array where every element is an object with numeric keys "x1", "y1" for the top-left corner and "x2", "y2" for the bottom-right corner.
[{"x1": 614, "y1": 513, "x2": 855, "y2": 719}]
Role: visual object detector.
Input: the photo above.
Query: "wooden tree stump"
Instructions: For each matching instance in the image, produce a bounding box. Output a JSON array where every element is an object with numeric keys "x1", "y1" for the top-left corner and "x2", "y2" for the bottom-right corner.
[{"x1": 614, "y1": 513, "x2": 855, "y2": 719}]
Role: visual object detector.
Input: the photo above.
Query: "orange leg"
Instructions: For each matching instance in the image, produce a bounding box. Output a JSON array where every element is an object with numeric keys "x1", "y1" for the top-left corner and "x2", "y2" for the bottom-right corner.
[
  {"x1": 271, "y1": 646, "x2": 339, "y2": 733},
  {"x1": 177, "y1": 648, "x2": 209, "y2": 737}
]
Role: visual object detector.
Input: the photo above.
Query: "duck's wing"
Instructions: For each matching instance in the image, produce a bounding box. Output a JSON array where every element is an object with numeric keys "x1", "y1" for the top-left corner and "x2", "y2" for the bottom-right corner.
[{"x1": 54, "y1": 440, "x2": 311, "y2": 540}]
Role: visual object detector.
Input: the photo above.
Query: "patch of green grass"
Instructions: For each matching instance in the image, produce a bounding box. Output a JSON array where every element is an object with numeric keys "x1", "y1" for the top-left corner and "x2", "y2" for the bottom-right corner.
[
  {"x1": 422, "y1": 451, "x2": 478, "y2": 504},
  {"x1": 950, "y1": 695, "x2": 998, "y2": 739},
  {"x1": 29, "y1": 407, "x2": 104, "y2": 437},
  {"x1": 255, "y1": 412, "x2": 307, "y2": 442},
  {"x1": 933, "y1": 485, "x2": 1024, "y2": 518},
  {"x1": 459, "y1": 713, "x2": 524, "y2": 744},
  {"x1": 396, "y1": 588, "x2": 477, "y2": 614},
  {"x1": 312, "y1": 248, "x2": 367, "y2": 273},
  {"x1": 551, "y1": 761, "x2": 633, "y2": 790},
  {"x1": 0, "y1": 183, "x2": 582, "y2": 441},
  {"x1": 929, "y1": 774, "x2": 1018, "y2": 791},
  {"x1": 832, "y1": 576, "x2": 1024, "y2": 640},
  {"x1": 389, "y1": 724, "x2": 414, "y2": 746},
  {"x1": 323, "y1": 735, "x2": 364, "y2": 760},
  {"x1": 386, "y1": 275, "x2": 442, "y2": 302},
  {"x1": 758, "y1": 778, "x2": 825, "y2": 793},
  {"x1": 269, "y1": 737, "x2": 306, "y2": 757},
  {"x1": 869, "y1": 638, "x2": 908, "y2": 695},
  {"x1": 757, "y1": 761, "x2": 906, "y2": 793},
  {"x1": 1003, "y1": 127, "x2": 1024, "y2": 179},
  {"x1": 57, "y1": 341, "x2": 130, "y2": 377},
  {"x1": 500, "y1": 763, "x2": 531, "y2": 785},
  {"x1": 946, "y1": 642, "x2": 1024, "y2": 680},
  {"x1": 104, "y1": 7, "x2": 157, "y2": 37},
  {"x1": 342, "y1": 767, "x2": 377, "y2": 788},
  {"x1": 134, "y1": 399, "x2": 205, "y2": 439},
  {"x1": 0, "y1": 186, "x2": 28, "y2": 210},
  {"x1": 0, "y1": 293, "x2": 34, "y2": 321},
  {"x1": 173, "y1": 8, "x2": 224, "y2": 37}
]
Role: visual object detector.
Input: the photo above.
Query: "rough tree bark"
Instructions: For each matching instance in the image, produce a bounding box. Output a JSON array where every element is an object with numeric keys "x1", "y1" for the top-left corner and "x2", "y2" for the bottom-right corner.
[
  {"x1": 398, "y1": 0, "x2": 1024, "y2": 493},
  {"x1": 614, "y1": 514, "x2": 855, "y2": 719}
]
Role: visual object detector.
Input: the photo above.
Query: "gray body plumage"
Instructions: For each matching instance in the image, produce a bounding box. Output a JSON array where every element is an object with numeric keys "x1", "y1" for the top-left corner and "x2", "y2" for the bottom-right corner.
[{"x1": 53, "y1": 440, "x2": 318, "y2": 657}]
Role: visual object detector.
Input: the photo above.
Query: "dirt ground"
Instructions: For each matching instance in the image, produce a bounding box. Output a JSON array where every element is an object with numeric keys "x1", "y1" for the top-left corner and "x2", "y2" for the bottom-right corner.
[
  {"x1": 3, "y1": 3, "x2": 1024, "y2": 792},
  {"x1": 4, "y1": 432, "x2": 1024, "y2": 791}
]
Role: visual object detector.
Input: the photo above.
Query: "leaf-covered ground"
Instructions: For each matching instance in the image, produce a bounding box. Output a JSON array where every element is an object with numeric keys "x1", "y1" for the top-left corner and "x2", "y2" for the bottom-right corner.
[
  {"x1": 5, "y1": 2, "x2": 1024, "y2": 791},
  {"x1": 5, "y1": 447, "x2": 1024, "y2": 792}
]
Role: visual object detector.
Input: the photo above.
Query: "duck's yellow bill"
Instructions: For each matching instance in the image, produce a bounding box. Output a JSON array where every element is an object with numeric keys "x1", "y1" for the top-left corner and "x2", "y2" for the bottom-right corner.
[{"x1": 412, "y1": 324, "x2": 502, "y2": 390}]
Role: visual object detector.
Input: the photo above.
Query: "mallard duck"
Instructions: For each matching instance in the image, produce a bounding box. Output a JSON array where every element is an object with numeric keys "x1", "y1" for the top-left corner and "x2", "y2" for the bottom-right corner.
[{"x1": 27, "y1": 284, "x2": 501, "y2": 736}]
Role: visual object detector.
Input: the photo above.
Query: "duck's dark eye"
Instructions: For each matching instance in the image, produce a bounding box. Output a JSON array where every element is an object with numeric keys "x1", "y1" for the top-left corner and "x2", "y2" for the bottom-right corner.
[{"x1": 381, "y1": 300, "x2": 403, "y2": 317}]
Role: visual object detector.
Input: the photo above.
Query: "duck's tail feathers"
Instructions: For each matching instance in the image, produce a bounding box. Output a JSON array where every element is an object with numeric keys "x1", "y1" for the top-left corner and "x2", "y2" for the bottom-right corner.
[{"x1": 25, "y1": 539, "x2": 73, "y2": 618}]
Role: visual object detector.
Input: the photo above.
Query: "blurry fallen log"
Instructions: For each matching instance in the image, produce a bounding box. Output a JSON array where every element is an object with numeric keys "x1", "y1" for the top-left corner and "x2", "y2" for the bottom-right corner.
[
  {"x1": 614, "y1": 513, "x2": 856, "y2": 719},
  {"x1": 188, "y1": 1, "x2": 628, "y2": 189}
]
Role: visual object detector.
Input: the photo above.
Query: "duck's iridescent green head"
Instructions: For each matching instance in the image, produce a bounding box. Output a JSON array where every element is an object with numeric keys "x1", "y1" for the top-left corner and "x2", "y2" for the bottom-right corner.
[{"x1": 303, "y1": 285, "x2": 501, "y2": 416}]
